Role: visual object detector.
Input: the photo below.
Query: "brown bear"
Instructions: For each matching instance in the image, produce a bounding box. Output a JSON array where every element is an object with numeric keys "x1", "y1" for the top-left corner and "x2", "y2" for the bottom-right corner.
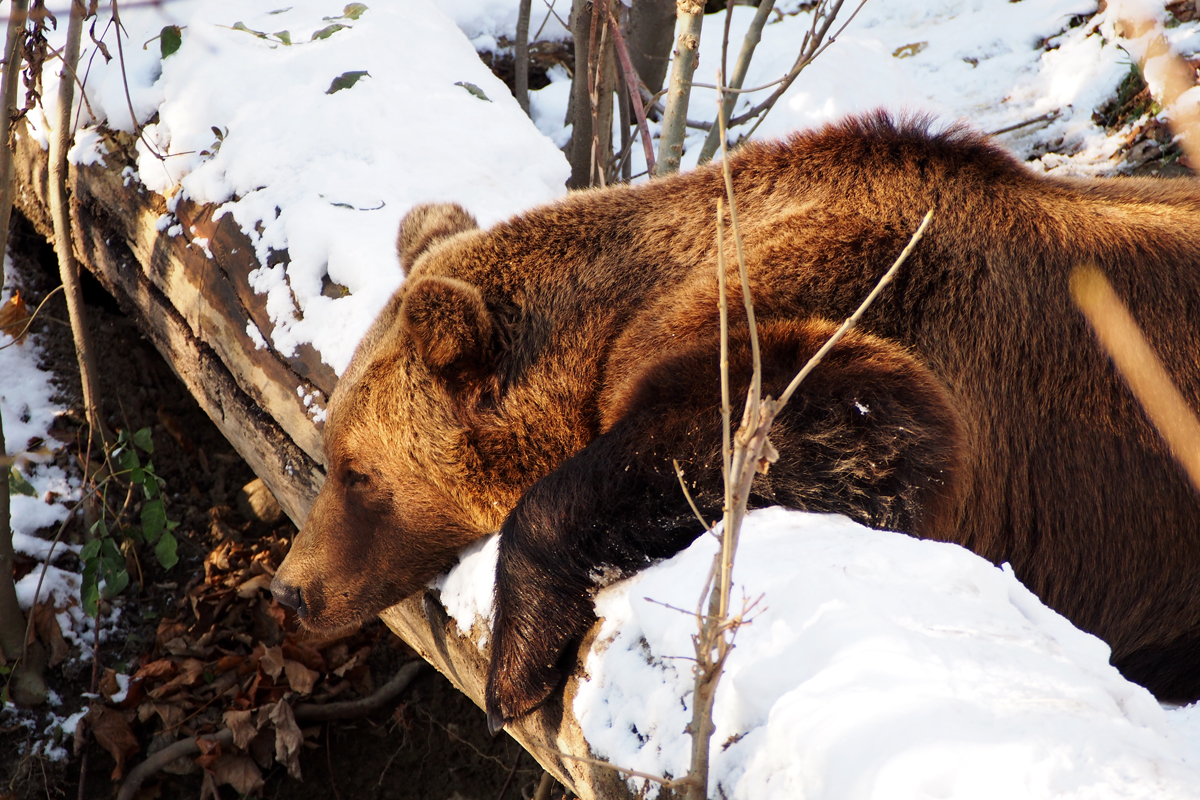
[{"x1": 272, "y1": 112, "x2": 1200, "y2": 733}]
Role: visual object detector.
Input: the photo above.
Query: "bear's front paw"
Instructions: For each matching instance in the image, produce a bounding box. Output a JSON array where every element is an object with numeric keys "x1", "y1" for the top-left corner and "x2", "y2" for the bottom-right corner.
[
  {"x1": 484, "y1": 643, "x2": 564, "y2": 734},
  {"x1": 484, "y1": 574, "x2": 594, "y2": 733}
]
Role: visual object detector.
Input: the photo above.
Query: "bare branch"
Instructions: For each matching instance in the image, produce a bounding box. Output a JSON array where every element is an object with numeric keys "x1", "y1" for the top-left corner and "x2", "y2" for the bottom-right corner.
[
  {"x1": 515, "y1": 0, "x2": 531, "y2": 114},
  {"x1": 672, "y1": 459, "x2": 712, "y2": 530},
  {"x1": 697, "y1": 0, "x2": 776, "y2": 164},
  {"x1": 529, "y1": 743, "x2": 699, "y2": 790},
  {"x1": 48, "y1": 0, "x2": 111, "y2": 444},
  {"x1": 777, "y1": 210, "x2": 932, "y2": 409},
  {"x1": 607, "y1": 7, "x2": 655, "y2": 175},
  {"x1": 729, "y1": 0, "x2": 869, "y2": 139}
]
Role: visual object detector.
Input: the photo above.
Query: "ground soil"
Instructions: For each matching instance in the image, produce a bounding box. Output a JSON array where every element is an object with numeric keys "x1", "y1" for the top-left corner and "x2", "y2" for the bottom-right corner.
[{"x1": 0, "y1": 212, "x2": 550, "y2": 800}]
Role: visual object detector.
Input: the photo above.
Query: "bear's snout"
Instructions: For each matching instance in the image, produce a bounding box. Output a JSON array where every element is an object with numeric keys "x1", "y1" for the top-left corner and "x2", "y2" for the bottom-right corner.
[{"x1": 270, "y1": 576, "x2": 306, "y2": 618}]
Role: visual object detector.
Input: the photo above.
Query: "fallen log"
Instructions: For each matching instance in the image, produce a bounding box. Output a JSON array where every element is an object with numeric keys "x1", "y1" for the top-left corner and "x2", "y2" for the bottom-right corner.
[{"x1": 10, "y1": 121, "x2": 641, "y2": 800}]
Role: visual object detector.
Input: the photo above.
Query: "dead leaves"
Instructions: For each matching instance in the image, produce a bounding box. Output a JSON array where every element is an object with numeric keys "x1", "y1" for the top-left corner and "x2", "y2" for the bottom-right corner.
[
  {"x1": 268, "y1": 701, "x2": 303, "y2": 779},
  {"x1": 0, "y1": 289, "x2": 30, "y2": 342},
  {"x1": 211, "y1": 754, "x2": 264, "y2": 795},
  {"x1": 98, "y1": 530, "x2": 392, "y2": 789},
  {"x1": 86, "y1": 705, "x2": 140, "y2": 780}
]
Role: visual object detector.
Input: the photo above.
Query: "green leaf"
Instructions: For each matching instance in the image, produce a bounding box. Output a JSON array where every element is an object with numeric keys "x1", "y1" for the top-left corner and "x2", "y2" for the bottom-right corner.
[
  {"x1": 342, "y1": 3, "x2": 368, "y2": 20},
  {"x1": 160, "y1": 25, "x2": 182, "y2": 58},
  {"x1": 454, "y1": 81, "x2": 491, "y2": 102},
  {"x1": 274, "y1": 29, "x2": 292, "y2": 45},
  {"x1": 142, "y1": 499, "x2": 166, "y2": 543},
  {"x1": 232, "y1": 21, "x2": 270, "y2": 40},
  {"x1": 142, "y1": 476, "x2": 159, "y2": 499},
  {"x1": 326, "y1": 70, "x2": 370, "y2": 94},
  {"x1": 101, "y1": 538, "x2": 122, "y2": 561},
  {"x1": 156, "y1": 531, "x2": 179, "y2": 570},
  {"x1": 82, "y1": 564, "x2": 99, "y2": 617},
  {"x1": 101, "y1": 566, "x2": 130, "y2": 599},
  {"x1": 133, "y1": 427, "x2": 154, "y2": 454},
  {"x1": 80, "y1": 537, "x2": 102, "y2": 563},
  {"x1": 117, "y1": 446, "x2": 139, "y2": 474},
  {"x1": 311, "y1": 23, "x2": 347, "y2": 40},
  {"x1": 8, "y1": 467, "x2": 37, "y2": 498}
]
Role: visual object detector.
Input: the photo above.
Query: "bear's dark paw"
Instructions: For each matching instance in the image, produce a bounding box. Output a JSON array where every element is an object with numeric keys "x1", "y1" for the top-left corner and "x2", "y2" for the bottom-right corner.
[{"x1": 484, "y1": 650, "x2": 564, "y2": 734}]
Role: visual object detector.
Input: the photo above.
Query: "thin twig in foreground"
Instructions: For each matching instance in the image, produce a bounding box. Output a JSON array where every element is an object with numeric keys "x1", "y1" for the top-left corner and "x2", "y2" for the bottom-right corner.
[
  {"x1": 528, "y1": 743, "x2": 699, "y2": 790},
  {"x1": 777, "y1": 210, "x2": 932, "y2": 408}
]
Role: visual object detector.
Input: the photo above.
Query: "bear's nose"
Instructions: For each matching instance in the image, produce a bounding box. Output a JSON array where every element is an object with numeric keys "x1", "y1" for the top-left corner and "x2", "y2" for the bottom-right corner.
[{"x1": 270, "y1": 577, "x2": 306, "y2": 617}]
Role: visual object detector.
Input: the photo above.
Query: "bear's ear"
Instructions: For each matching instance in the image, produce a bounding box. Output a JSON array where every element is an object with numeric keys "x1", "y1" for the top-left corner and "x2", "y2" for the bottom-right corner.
[
  {"x1": 400, "y1": 276, "x2": 494, "y2": 374},
  {"x1": 398, "y1": 203, "x2": 479, "y2": 275}
]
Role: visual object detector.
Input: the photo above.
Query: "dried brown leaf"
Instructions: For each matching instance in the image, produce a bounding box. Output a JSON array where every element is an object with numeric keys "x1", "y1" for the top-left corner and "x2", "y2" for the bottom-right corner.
[
  {"x1": 198, "y1": 770, "x2": 220, "y2": 800},
  {"x1": 86, "y1": 706, "x2": 140, "y2": 780},
  {"x1": 99, "y1": 668, "x2": 122, "y2": 701},
  {"x1": 179, "y1": 657, "x2": 206, "y2": 685},
  {"x1": 223, "y1": 709, "x2": 257, "y2": 750},
  {"x1": 195, "y1": 737, "x2": 222, "y2": 756},
  {"x1": 282, "y1": 640, "x2": 327, "y2": 672},
  {"x1": 236, "y1": 573, "x2": 273, "y2": 599},
  {"x1": 136, "y1": 657, "x2": 177, "y2": 681},
  {"x1": 260, "y1": 644, "x2": 284, "y2": 680},
  {"x1": 153, "y1": 702, "x2": 185, "y2": 731},
  {"x1": 0, "y1": 289, "x2": 30, "y2": 342},
  {"x1": 283, "y1": 659, "x2": 319, "y2": 696},
  {"x1": 32, "y1": 604, "x2": 69, "y2": 668},
  {"x1": 332, "y1": 646, "x2": 368, "y2": 678},
  {"x1": 268, "y1": 701, "x2": 302, "y2": 779},
  {"x1": 213, "y1": 754, "x2": 264, "y2": 794}
]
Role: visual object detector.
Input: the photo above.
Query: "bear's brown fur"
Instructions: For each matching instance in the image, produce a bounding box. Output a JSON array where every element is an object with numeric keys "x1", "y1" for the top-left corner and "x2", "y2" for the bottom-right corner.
[{"x1": 272, "y1": 113, "x2": 1200, "y2": 731}]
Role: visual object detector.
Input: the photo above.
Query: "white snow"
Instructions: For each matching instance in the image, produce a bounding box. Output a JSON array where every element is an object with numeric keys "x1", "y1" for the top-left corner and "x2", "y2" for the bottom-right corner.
[
  {"x1": 575, "y1": 508, "x2": 1200, "y2": 799},
  {"x1": 8, "y1": 0, "x2": 1200, "y2": 793}
]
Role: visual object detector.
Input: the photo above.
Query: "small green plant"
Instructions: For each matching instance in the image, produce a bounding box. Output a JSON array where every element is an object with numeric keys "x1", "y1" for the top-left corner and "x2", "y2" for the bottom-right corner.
[{"x1": 79, "y1": 427, "x2": 178, "y2": 617}]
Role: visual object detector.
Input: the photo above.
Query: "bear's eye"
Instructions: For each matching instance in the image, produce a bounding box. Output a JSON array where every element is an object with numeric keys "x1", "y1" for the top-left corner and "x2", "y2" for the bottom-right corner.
[{"x1": 344, "y1": 469, "x2": 371, "y2": 488}]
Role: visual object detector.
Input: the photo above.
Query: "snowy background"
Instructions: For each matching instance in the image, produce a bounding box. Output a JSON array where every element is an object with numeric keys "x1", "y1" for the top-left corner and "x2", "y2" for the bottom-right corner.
[{"x1": 5, "y1": 0, "x2": 1200, "y2": 796}]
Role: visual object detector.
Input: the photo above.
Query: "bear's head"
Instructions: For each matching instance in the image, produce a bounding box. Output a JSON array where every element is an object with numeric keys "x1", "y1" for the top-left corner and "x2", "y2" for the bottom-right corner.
[{"x1": 272, "y1": 203, "x2": 522, "y2": 631}]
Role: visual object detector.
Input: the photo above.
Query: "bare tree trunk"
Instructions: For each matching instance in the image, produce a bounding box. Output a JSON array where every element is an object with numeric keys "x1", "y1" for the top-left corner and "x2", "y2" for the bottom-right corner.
[
  {"x1": 654, "y1": 0, "x2": 704, "y2": 176},
  {"x1": 567, "y1": 0, "x2": 595, "y2": 188},
  {"x1": 590, "y1": 3, "x2": 616, "y2": 186},
  {"x1": 515, "y1": 0, "x2": 532, "y2": 115},
  {"x1": 628, "y1": 0, "x2": 677, "y2": 96},
  {"x1": 47, "y1": 0, "x2": 108, "y2": 443},
  {"x1": 0, "y1": 0, "x2": 47, "y2": 708}
]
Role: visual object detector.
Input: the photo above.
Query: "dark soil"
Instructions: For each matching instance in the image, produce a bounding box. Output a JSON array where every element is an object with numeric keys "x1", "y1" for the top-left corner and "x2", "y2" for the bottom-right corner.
[{"x1": 0, "y1": 212, "x2": 548, "y2": 800}]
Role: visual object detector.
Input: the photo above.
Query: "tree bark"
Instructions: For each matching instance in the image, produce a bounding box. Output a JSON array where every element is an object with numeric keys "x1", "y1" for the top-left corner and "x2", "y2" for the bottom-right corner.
[
  {"x1": 567, "y1": 0, "x2": 595, "y2": 188},
  {"x1": 47, "y1": 0, "x2": 109, "y2": 444},
  {"x1": 0, "y1": 0, "x2": 47, "y2": 709},
  {"x1": 628, "y1": 0, "x2": 678, "y2": 96},
  {"x1": 655, "y1": 0, "x2": 704, "y2": 176},
  {"x1": 515, "y1": 0, "x2": 532, "y2": 115}
]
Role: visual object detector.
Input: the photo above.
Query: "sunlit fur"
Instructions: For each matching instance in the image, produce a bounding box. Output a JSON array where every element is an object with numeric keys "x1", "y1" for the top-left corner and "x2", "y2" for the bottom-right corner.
[{"x1": 275, "y1": 113, "x2": 1200, "y2": 728}]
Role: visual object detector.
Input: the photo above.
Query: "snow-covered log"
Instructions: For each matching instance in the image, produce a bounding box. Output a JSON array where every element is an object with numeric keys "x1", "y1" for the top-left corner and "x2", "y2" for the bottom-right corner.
[{"x1": 9, "y1": 119, "x2": 631, "y2": 800}]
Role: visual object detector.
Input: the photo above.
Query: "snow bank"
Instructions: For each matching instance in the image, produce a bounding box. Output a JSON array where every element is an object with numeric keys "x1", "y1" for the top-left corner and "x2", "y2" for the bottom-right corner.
[
  {"x1": 29, "y1": 0, "x2": 570, "y2": 376},
  {"x1": 570, "y1": 508, "x2": 1200, "y2": 798}
]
